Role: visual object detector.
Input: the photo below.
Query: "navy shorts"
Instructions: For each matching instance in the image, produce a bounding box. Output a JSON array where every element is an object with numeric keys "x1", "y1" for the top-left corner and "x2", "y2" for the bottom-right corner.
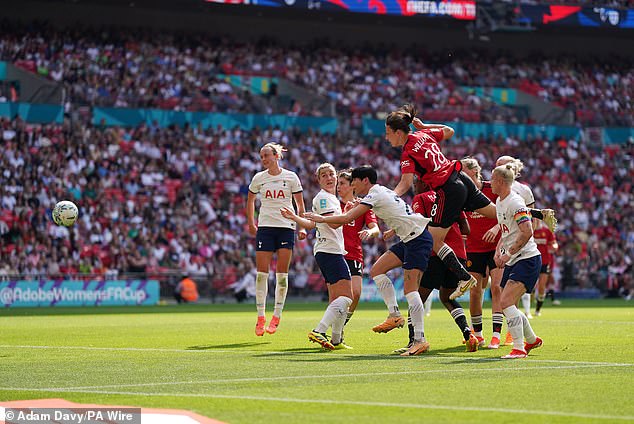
[
  {"x1": 500, "y1": 255, "x2": 542, "y2": 292},
  {"x1": 315, "y1": 252, "x2": 351, "y2": 284},
  {"x1": 430, "y1": 171, "x2": 491, "y2": 229},
  {"x1": 388, "y1": 230, "x2": 433, "y2": 272},
  {"x1": 256, "y1": 227, "x2": 295, "y2": 252},
  {"x1": 540, "y1": 263, "x2": 551, "y2": 274},
  {"x1": 420, "y1": 256, "x2": 466, "y2": 290},
  {"x1": 467, "y1": 251, "x2": 496, "y2": 276},
  {"x1": 345, "y1": 259, "x2": 363, "y2": 277}
]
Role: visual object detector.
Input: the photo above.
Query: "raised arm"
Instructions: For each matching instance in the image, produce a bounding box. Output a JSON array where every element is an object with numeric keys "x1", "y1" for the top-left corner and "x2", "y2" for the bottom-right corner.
[
  {"x1": 304, "y1": 203, "x2": 371, "y2": 226},
  {"x1": 280, "y1": 207, "x2": 316, "y2": 231},
  {"x1": 412, "y1": 117, "x2": 454, "y2": 141}
]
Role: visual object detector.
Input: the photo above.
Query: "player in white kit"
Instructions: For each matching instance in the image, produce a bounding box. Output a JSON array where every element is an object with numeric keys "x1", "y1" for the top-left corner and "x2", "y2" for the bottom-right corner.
[
  {"x1": 491, "y1": 164, "x2": 543, "y2": 359},
  {"x1": 247, "y1": 143, "x2": 307, "y2": 336},
  {"x1": 305, "y1": 165, "x2": 434, "y2": 356},
  {"x1": 281, "y1": 163, "x2": 353, "y2": 350}
]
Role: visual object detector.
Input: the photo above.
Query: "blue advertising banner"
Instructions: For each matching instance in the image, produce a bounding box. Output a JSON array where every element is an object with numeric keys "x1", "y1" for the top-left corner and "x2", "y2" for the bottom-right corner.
[{"x1": 0, "y1": 280, "x2": 160, "y2": 308}]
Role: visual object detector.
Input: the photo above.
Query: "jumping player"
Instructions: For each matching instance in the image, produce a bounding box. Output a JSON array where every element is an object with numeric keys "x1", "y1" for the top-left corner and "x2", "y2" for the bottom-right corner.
[
  {"x1": 385, "y1": 178, "x2": 479, "y2": 353},
  {"x1": 385, "y1": 104, "x2": 497, "y2": 300},
  {"x1": 247, "y1": 142, "x2": 307, "y2": 336}
]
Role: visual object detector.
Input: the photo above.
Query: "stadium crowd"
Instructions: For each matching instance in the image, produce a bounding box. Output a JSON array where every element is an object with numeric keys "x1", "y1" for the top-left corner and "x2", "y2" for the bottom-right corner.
[
  {"x1": 1, "y1": 23, "x2": 632, "y2": 126},
  {"x1": 0, "y1": 116, "x2": 631, "y2": 298}
]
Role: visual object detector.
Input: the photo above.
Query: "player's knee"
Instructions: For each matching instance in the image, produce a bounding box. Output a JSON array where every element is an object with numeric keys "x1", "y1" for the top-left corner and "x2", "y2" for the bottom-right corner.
[{"x1": 370, "y1": 265, "x2": 384, "y2": 279}]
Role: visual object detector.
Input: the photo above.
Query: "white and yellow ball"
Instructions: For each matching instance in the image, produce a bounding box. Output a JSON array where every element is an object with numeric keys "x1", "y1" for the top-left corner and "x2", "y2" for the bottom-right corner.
[{"x1": 52, "y1": 200, "x2": 79, "y2": 226}]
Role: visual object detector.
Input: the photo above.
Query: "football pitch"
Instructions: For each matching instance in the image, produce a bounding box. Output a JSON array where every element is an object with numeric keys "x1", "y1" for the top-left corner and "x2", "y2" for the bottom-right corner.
[{"x1": 1, "y1": 300, "x2": 632, "y2": 423}]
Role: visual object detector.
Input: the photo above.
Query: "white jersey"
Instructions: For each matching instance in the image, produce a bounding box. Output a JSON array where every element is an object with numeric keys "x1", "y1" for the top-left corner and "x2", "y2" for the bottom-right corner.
[
  {"x1": 360, "y1": 185, "x2": 430, "y2": 243},
  {"x1": 496, "y1": 192, "x2": 541, "y2": 266},
  {"x1": 512, "y1": 181, "x2": 535, "y2": 206},
  {"x1": 312, "y1": 189, "x2": 346, "y2": 255},
  {"x1": 249, "y1": 168, "x2": 303, "y2": 230}
]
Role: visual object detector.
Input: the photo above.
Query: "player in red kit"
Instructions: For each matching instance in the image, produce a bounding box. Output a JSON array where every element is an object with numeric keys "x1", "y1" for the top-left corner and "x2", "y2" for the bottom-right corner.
[
  {"x1": 385, "y1": 104, "x2": 496, "y2": 301},
  {"x1": 533, "y1": 219, "x2": 558, "y2": 316},
  {"x1": 337, "y1": 169, "x2": 380, "y2": 336},
  {"x1": 461, "y1": 157, "x2": 505, "y2": 349}
]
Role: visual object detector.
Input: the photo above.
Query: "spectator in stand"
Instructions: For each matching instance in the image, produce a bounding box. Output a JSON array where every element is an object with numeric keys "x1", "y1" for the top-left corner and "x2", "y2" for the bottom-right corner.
[{"x1": 0, "y1": 115, "x2": 630, "y2": 298}]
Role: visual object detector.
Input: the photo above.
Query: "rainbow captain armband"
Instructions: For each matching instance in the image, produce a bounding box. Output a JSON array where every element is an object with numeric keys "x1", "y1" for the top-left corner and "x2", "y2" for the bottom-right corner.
[{"x1": 514, "y1": 209, "x2": 532, "y2": 225}]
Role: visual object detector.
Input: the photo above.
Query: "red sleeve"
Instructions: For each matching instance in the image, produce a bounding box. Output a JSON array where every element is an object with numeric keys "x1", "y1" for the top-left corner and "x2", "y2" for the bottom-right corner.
[
  {"x1": 400, "y1": 150, "x2": 415, "y2": 175},
  {"x1": 428, "y1": 128, "x2": 445, "y2": 143},
  {"x1": 364, "y1": 209, "x2": 378, "y2": 226}
]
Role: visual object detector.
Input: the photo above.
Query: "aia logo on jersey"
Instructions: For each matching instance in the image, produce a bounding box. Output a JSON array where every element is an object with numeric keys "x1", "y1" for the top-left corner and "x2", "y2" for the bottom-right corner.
[
  {"x1": 265, "y1": 190, "x2": 286, "y2": 199},
  {"x1": 501, "y1": 224, "x2": 510, "y2": 233}
]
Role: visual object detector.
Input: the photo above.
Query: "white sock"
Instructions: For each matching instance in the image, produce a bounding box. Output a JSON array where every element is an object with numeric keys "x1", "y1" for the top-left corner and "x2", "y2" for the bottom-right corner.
[
  {"x1": 315, "y1": 296, "x2": 351, "y2": 335},
  {"x1": 521, "y1": 293, "x2": 531, "y2": 315},
  {"x1": 273, "y1": 272, "x2": 288, "y2": 318},
  {"x1": 374, "y1": 274, "x2": 400, "y2": 316},
  {"x1": 330, "y1": 296, "x2": 353, "y2": 345},
  {"x1": 405, "y1": 291, "x2": 425, "y2": 342},
  {"x1": 255, "y1": 272, "x2": 269, "y2": 317},
  {"x1": 503, "y1": 305, "x2": 525, "y2": 351},
  {"x1": 423, "y1": 294, "x2": 433, "y2": 315},
  {"x1": 521, "y1": 311, "x2": 537, "y2": 343}
]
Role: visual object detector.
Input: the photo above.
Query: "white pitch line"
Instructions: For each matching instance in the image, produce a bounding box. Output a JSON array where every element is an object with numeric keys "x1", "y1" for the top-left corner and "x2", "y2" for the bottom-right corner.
[
  {"x1": 0, "y1": 387, "x2": 632, "y2": 421},
  {"x1": 547, "y1": 320, "x2": 634, "y2": 325},
  {"x1": 1, "y1": 344, "x2": 632, "y2": 367},
  {"x1": 42, "y1": 363, "x2": 633, "y2": 391}
]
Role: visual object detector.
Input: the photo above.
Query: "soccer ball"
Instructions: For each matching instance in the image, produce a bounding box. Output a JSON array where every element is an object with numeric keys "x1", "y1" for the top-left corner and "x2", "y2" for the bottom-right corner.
[{"x1": 52, "y1": 200, "x2": 79, "y2": 226}]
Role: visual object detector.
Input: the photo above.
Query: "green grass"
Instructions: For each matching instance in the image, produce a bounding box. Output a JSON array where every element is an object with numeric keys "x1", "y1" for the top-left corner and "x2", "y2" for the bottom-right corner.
[{"x1": 1, "y1": 300, "x2": 633, "y2": 423}]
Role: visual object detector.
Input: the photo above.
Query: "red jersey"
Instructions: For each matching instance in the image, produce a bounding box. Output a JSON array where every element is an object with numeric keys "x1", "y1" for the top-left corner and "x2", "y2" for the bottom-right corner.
[
  {"x1": 400, "y1": 129, "x2": 457, "y2": 189},
  {"x1": 341, "y1": 200, "x2": 378, "y2": 262},
  {"x1": 533, "y1": 225, "x2": 556, "y2": 265},
  {"x1": 465, "y1": 181, "x2": 499, "y2": 253},
  {"x1": 412, "y1": 191, "x2": 466, "y2": 259}
]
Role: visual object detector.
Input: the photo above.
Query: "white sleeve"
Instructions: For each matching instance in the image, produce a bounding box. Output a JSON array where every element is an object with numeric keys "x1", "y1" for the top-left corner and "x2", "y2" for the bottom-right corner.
[
  {"x1": 313, "y1": 194, "x2": 336, "y2": 215},
  {"x1": 290, "y1": 172, "x2": 303, "y2": 193},
  {"x1": 248, "y1": 173, "x2": 261, "y2": 194},
  {"x1": 519, "y1": 183, "x2": 535, "y2": 206},
  {"x1": 360, "y1": 192, "x2": 376, "y2": 209}
]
